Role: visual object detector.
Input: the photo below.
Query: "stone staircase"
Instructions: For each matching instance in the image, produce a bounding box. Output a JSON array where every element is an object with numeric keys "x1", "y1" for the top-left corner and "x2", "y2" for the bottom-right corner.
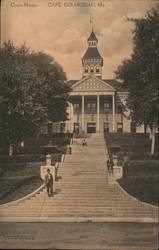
[{"x1": 0, "y1": 134, "x2": 158, "y2": 222}]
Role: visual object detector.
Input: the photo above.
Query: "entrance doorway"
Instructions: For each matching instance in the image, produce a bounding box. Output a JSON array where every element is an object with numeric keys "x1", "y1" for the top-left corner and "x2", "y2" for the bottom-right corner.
[
  {"x1": 87, "y1": 123, "x2": 96, "y2": 133},
  {"x1": 103, "y1": 122, "x2": 109, "y2": 133}
]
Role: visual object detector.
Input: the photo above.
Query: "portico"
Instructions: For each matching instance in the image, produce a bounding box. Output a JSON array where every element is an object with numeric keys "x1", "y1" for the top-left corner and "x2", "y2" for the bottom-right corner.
[{"x1": 68, "y1": 89, "x2": 116, "y2": 133}]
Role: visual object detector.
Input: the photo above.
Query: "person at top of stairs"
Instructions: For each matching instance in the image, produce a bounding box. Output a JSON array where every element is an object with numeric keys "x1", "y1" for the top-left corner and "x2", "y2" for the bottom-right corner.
[{"x1": 82, "y1": 138, "x2": 87, "y2": 146}]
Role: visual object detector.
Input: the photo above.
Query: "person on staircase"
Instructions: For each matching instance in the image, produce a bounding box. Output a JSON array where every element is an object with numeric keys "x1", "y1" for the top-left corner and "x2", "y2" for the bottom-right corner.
[
  {"x1": 82, "y1": 138, "x2": 87, "y2": 146},
  {"x1": 107, "y1": 157, "x2": 114, "y2": 175},
  {"x1": 123, "y1": 157, "x2": 130, "y2": 177},
  {"x1": 44, "y1": 169, "x2": 54, "y2": 197}
]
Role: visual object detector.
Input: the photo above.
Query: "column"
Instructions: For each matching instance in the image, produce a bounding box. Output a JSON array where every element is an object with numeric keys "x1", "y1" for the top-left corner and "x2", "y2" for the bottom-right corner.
[
  {"x1": 112, "y1": 94, "x2": 115, "y2": 132},
  {"x1": 97, "y1": 95, "x2": 100, "y2": 132},
  {"x1": 69, "y1": 102, "x2": 73, "y2": 132},
  {"x1": 82, "y1": 95, "x2": 85, "y2": 131}
]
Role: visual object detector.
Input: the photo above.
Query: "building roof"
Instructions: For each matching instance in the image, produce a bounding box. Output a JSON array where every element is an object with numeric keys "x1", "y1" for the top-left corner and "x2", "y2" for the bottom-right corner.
[
  {"x1": 67, "y1": 78, "x2": 128, "y2": 92},
  {"x1": 67, "y1": 80, "x2": 78, "y2": 87},
  {"x1": 103, "y1": 79, "x2": 128, "y2": 92},
  {"x1": 82, "y1": 47, "x2": 102, "y2": 60},
  {"x1": 87, "y1": 31, "x2": 98, "y2": 42}
]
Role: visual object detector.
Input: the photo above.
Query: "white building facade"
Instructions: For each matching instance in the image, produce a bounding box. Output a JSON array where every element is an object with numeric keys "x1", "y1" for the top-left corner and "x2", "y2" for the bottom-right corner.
[
  {"x1": 44, "y1": 30, "x2": 146, "y2": 134},
  {"x1": 64, "y1": 30, "x2": 134, "y2": 134}
]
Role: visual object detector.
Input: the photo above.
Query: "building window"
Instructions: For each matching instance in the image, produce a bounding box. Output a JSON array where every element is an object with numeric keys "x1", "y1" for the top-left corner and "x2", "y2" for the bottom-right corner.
[
  {"x1": 87, "y1": 123, "x2": 96, "y2": 133},
  {"x1": 104, "y1": 122, "x2": 109, "y2": 133},
  {"x1": 74, "y1": 123, "x2": 80, "y2": 133},
  {"x1": 87, "y1": 102, "x2": 96, "y2": 114},
  {"x1": 73, "y1": 103, "x2": 80, "y2": 114},
  {"x1": 90, "y1": 66, "x2": 94, "y2": 73},
  {"x1": 116, "y1": 101, "x2": 123, "y2": 114},
  {"x1": 117, "y1": 123, "x2": 123, "y2": 132},
  {"x1": 85, "y1": 67, "x2": 89, "y2": 73},
  {"x1": 96, "y1": 66, "x2": 100, "y2": 73},
  {"x1": 60, "y1": 123, "x2": 65, "y2": 133},
  {"x1": 104, "y1": 102, "x2": 111, "y2": 113}
]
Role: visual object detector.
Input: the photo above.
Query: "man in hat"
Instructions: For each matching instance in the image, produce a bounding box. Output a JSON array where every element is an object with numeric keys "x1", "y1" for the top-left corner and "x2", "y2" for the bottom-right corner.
[{"x1": 44, "y1": 168, "x2": 53, "y2": 197}]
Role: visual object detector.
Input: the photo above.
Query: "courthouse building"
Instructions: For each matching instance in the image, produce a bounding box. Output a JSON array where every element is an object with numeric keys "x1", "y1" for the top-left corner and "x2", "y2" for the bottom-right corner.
[
  {"x1": 63, "y1": 30, "x2": 134, "y2": 134},
  {"x1": 48, "y1": 30, "x2": 145, "y2": 134}
]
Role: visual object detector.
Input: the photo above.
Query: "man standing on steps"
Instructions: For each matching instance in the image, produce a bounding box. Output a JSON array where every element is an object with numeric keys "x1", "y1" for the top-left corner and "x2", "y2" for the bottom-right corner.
[
  {"x1": 82, "y1": 138, "x2": 87, "y2": 146},
  {"x1": 107, "y1": 157, "x2": 114, "y2": 175},
  {"x1": 44, "y1": 169, "x2": 53, "y2": 197}
]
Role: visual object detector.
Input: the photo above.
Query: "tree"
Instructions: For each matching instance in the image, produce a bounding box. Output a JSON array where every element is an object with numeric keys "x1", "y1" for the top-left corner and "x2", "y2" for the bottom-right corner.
[
  {"x1": 27, "y1": 52, "x2": 70, "y2": 122},
  {"x1": 116, "y1": 4, "x2": 159, "y2": 154},
  {"x1": 0, "y1": 42, "x2": 71, "y2": 154}
]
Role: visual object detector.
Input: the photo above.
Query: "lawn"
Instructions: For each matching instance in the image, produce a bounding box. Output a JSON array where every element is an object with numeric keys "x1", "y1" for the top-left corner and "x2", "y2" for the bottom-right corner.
[
  {"x1": 105, "y1": 133, "x2": 159, "y2": 206},
  {"x1": 0, "y1": 133, "x2": 72, "y2": 204},
  {"x1": 0, "y1": 159, "x2": 43, "y2": 204}
]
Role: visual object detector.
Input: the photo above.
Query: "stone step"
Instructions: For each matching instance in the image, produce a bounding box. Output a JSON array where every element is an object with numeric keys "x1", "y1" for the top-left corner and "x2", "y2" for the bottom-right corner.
[
  {"x1": 1, "y1": 208, "x2": 154, "y2": 214},
  {"x1": 58, "y1": 166, "x2": 106, "y2": 170},
  {"x1": 51, "y1": 188, "x2": 114, "y2": 192},
  {"x1": 26, "y1": 200, "x2": 137, "y2": 205},
  {"x1": 57, "y1": 173, "x2": 107, "y2": 176},
  {"x1": 59, "y1": 162, "x2": 106, "y2": 165},
  {"x1": 2, "y1": 207, "x2": 146, "y2": 212},
  {"x1": 28, "y1": 195, "x2": 125, "y2": 200},
  {"x1": 64, "y1": 160, "x2": 106, "y2": 164},
  {"x1": 54, "y1": 182, "x2": 108, "y2": 185},
  {"x1": 3, "y1": 207, "x2": 155, "y2": 215},
  {"x1": 5, "y1": 204, "x2": 143, "y2": 210},
  {"x1": 56, "y1": 178, "x2": 107, "y2": 182},
  {"x1": 1, "y1": 212, "x2": 155, "y2": 218},
  {"x1": 71, "y1": 147, "x2": 105, "y2": 150},
  {"x1": 35, "y1": 192, "x2": 116, "y2": 196},
  {"x1": 71, "y1": 149, "x2": 106, "y2": 152},
  {"x1": 64, "y1": 156, "x2": 106, "y2": 161},
  {"x1": 58, "y1": 171, "x2": 106, "y2": 174},
  {"x1": 28, "y1": 201, "x2": 144, "y2": 207},
  {"x1": 23, "y1": 204, "x2": 152, "y2": 210}
]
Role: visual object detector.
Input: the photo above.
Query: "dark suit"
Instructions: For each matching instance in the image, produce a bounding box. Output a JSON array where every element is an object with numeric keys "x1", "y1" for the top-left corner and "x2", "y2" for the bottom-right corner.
[
  {"x1": 107, "y1": 159, "x2": 114, "y2": 174},
  {"x1": 44, "y1": 172, "x2": 53, "y2": 195}
]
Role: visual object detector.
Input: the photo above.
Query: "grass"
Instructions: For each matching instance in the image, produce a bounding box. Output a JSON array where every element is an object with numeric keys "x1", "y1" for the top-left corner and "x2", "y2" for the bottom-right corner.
[
  {"x1": 105, "y1": 133, "x2": 159, "y2": 206},
  {"x1": 0, "y1": 161, "x2": 43, "y2": 205},
  {"x1": 0, "y1": 177, "x2": 43, "y2": 205},
  {"x1": 0, "y1": 133, "x2": 71, "y2": 204},
  {"x1": 118, "y1": 162, "x2": 159, "y2": 206}
]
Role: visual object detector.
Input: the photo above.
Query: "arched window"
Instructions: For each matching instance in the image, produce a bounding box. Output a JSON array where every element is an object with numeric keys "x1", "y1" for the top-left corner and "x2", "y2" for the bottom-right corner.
[
  {"x1": 96, "y1": 66, "x2": 100, "y2": 73},
  {"x1": 90, "y1": 66, "x2": 94, "y2": 73},
  {"x1": 85, "y1": 67, "x2": 89, "y2": 73}
]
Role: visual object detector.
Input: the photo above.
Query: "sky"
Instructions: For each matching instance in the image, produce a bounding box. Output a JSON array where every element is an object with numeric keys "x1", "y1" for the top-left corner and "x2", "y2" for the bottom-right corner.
[{"x1": 1, "y1": 0, "x2": 157, "y2": 80}]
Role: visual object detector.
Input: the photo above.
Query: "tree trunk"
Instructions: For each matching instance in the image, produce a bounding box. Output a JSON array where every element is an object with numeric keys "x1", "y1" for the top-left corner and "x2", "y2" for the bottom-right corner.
[
  {"x1": 144, "y1": 123, "x2": 147, "y2": 134},
  {"x1": 150, "y1": 126, "x2": 156, "y2": 155}
]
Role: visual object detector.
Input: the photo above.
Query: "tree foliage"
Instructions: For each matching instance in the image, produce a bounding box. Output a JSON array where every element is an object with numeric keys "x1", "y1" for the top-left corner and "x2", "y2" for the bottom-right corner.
[
  {"x1": 0, "y1": 41, "x2": 71, "y2": 147},
  {"x1": 116, "y1": 4, "x2": 159, "y2": 129}
]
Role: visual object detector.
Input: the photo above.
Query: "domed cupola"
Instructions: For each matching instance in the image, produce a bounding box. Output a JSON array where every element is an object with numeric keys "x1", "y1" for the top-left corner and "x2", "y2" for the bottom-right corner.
[{"x1": 82, "y1": 30, "x2": 103, "y2": 78}]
